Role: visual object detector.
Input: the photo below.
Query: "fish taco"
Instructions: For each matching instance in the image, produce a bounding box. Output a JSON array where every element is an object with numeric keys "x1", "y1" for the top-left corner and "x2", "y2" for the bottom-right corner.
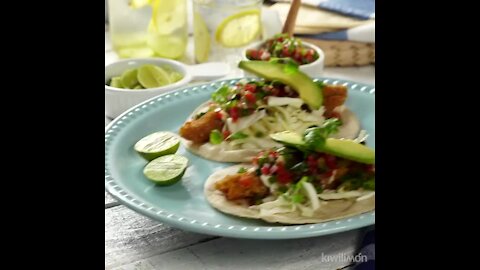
[
  {"x1": 180, "y1": 60, "x2": 361, "y2": 162},
  {"x1": 204, "y1": 120, "x2": 375, "y2": 224}
]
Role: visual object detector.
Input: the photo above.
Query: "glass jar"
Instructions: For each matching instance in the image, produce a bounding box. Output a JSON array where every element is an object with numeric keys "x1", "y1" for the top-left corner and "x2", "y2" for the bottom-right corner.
[
  {"x1": 108, "y1": 0, "x2": 188, "y2": 59},
  {"x1": 192, "y1": 0, "x2": 263, "y2": 64}
]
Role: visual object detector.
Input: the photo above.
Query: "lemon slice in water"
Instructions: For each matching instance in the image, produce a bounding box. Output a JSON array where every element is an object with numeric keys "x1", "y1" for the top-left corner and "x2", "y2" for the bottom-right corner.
[
  {"x1": 215, "y1": 9, "x2": 261, "y2": 48},
  {"x1": 193, "y1": 12, "x2": 210, "y2": 63},
  {"x1": 151, "y1": 0, "x2": 186, "y2": 35}
]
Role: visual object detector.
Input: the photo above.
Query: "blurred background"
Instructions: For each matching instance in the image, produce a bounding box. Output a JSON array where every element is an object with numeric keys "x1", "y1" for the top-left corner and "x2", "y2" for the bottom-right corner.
[{"x1": 105, "y1": 0, "x2": 374, "y2": 67}]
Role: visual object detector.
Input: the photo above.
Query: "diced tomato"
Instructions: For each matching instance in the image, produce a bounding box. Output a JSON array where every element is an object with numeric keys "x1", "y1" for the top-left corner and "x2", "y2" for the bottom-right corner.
[
  {"x1": 238, "y1": 174, "x2": 254, "y2": 188},
  {"x1": 215, "y1": 110, "x2": 223, "y2": 120},
  {"x1": 325, "y1": 155, "x2": 337, "y2": 169},
  {"x1": 282, "y1": 47, "x2": 290, "y2": 57},
  {"x1": 261, "y1": 165, "x2": 270, "y2": 175},
  {"x1": 305, "y1": 54, "x2": 313, "y2": 63},
  {"x1": 244, "y1": 92, "x2": 256, "y2": 103},
  {"x1": 222, "y1": 130, "x2": 231, "y2": 139},
  {"x1": 244, "y1": 83, "x2": 257, "y2": 93},
  {"x1": 307, "y1": 154, "x2": 318, "y2": 172},
  {"x1": 276, "y1": 163, "x2": 293, "y2": 184},
  {"x1": 268, "y1": 151, "x2": 278, "y2": 159},
  {"x1": 229, "y1": 107, "x2": 239, "y2": 122},
  {"x1": 247, "y1": 49, "x2": 259, "y2": 59}
]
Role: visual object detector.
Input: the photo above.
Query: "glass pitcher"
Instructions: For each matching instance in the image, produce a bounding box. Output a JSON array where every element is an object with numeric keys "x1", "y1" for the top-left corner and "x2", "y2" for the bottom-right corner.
[
  {"x1": 192, "y1": 0, "x2": 263, "y2": 64},
  {"x1": 108, "y1": 0, "x2": 188, "y2": 60}
]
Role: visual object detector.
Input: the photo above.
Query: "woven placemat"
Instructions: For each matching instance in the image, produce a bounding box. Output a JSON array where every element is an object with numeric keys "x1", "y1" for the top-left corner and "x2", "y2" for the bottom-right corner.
[{"x1": 300, "y1": 38, "x2": 375, "y2": 67}]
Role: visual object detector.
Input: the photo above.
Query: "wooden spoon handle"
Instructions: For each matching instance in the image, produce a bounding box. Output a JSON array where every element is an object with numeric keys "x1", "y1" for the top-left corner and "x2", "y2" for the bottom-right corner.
[{"x1": 281, "y1": 0, "x2": 302, "y2": 37}]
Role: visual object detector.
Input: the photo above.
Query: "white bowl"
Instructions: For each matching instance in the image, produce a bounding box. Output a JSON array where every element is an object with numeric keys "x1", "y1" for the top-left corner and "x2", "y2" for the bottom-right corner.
[
  {"x1": 242, "y1": 40, "x2": 325, "y2": 77},
  {"x1": 105, "y1": 58, "x2": 229, "y2": 119}
]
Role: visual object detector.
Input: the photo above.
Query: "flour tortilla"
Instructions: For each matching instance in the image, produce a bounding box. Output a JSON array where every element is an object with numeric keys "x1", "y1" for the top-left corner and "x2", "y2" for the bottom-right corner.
[
  {"x1": 182, "y1": 102, "x2": 361, "y2": 163},
  {"x1": 204, "y1": 164, "x2": 375, "y2": 224}
]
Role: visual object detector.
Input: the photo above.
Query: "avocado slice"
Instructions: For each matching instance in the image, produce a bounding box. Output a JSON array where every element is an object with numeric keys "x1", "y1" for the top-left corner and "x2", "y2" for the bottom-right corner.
[
  {"x1": 270, "y1": 131, "x2": 375, "y2": 164},
  {"x1": 321, "y1": 139, "x2": 374, "y2": 164},
  {"x1": 238, "y1": 60, "x2": 323, "y2": 109},
  {"x1": 270, "y1": 131, "x2": 305, "y2": 148}
]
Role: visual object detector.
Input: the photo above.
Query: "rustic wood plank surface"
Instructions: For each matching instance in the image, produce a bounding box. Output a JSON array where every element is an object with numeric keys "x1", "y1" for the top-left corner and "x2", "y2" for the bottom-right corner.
[
  {"x1": 106, "y1": 205, "x2": 365, "y2": 270},
  {"x1": 106, "y1": 205, "x2": 219, "y2": 269},
  {"x1": 105, "y1": 192, "x2": 119, "y2": 208}
]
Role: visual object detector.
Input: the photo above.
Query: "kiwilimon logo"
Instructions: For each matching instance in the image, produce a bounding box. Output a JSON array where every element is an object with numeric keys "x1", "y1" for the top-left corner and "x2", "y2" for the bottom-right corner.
[{"x1": 320, "y1": 252, "x2": 368, "y2": 263}]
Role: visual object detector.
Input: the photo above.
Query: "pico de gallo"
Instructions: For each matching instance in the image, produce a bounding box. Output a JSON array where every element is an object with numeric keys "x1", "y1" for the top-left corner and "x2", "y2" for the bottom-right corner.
[
  {"x1": 246, "y1": 33, "x2": 319, "y2": 65},
  {"x1": 215, "y1": 121, "x2": 375, "y2": 208},
  {"x1": 179, "y1": 79, "x2": 348, "y2": 145}
]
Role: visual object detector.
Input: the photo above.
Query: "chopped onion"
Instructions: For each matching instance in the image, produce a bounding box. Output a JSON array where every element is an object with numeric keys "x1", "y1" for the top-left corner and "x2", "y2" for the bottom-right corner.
[
  {"x1": 226, "y1": 109, "x2": 266, "y2": 133},
  {"x1": 267, "y1": 97, "x2": 304, "y2": 108},
  {"x1": 302, "y1": 182, "x2": 320, "y2": 210}
]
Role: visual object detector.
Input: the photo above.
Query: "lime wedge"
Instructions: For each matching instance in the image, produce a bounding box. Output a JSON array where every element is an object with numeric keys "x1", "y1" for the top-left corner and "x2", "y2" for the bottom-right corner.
[
  {"x1": 120, "y1": 69, "x2": 139, "y2": 89},
  {"x1": 193, "y1": 12, "x2": 210, "y2": 63},
  {"x1": 160, "y1": 65, "x2": 183, "y2": 82},
  {"x1": 215, "y1": 9, "x2": 261, "y2": 48},
  {"x1": 134, "y1": 131, "x2": 180, "y2": 161},
  {"x1": 137, "y1": 65, "x2": 171, "y2": 88},
  {"x1": 133, "y1": 84, "x2": 144, "y2": 89},
  {"x1": 110, "y1": 77, "x2": 124, "y2": 88},
  {"x1": 169, "y1": 71, "x2": 183, "y2": 83},
  {"x1": 143, "y1": 154, "x2": 188, "y2": 185}
]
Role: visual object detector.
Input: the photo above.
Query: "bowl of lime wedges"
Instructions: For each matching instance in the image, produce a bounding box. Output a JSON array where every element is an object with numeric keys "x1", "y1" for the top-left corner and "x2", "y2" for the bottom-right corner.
[{"x1": 105, "y1": 58, "x2": 230, "y2": 119}]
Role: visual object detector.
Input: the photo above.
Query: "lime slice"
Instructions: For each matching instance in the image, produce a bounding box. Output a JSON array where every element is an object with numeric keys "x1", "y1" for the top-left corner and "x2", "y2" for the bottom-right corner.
[
  {"x1": 120, "y1": 69, "x2": 139, "y2": 89},
  {"x1": 133, "y1": 84, "x2": 144, "y2": 89},
  {"x1": 134, "y1": 131, "x2": 180, "y2": 161},
  {"x1": 129, "y1": 0, "x2": 151, "y2": 9},
  {"x1": 193, "y1": 12, "x2": 210, "y2": 63},
  {"x1": 143, "y1": 154, "x2": 188, "y2": 185},
  {"x1": 160, "y1": 65, "x2": 183, "y2": 82},
  {"x1": 137, "y1": 65, "x2": 171, "y2": 88},
  {"x1": 110, "y1": 77, "x2": 124, "y2": 88},
  {"x1": 169, "y1": 71, "x2": 183, "y2": 83},
  {"x1": 215, "y1": 9, "x2": 261, "y2": 48}
]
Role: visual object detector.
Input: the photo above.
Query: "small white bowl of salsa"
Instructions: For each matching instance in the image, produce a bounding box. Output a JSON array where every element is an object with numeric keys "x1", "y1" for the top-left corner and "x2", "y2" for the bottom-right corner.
[{"x1": 243, "y1": 34, "x2": 325, "y2": 77}]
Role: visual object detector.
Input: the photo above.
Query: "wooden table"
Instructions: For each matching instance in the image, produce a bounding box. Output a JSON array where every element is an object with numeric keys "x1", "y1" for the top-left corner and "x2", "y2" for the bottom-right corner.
[{"x1": 105, "y1": 28, "x2": 375, "y2": 270}]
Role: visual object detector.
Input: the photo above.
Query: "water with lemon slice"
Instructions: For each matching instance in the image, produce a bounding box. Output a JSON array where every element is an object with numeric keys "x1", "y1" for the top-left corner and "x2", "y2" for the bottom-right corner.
[
  {"x1": 193, "y1": 0, "x2": 263, "y2": 64},
  {"x1": 108, "y1": 0, "x2": 188, "y2": 59}
]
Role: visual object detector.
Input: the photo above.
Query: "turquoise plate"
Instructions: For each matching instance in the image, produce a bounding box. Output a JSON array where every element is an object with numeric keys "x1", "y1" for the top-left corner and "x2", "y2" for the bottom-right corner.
[{"x1": 105, "y1": 78, "x2": 375, "y2": 239}]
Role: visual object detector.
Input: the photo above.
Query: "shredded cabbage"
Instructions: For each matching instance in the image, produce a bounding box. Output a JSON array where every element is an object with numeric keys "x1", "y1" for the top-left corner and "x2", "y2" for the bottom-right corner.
[
  {"x1": 267, "y1": 97, "x2": 303, "y2": 108},
  {"x1": 302, "y1": 182, "x2": 320, "y2": 210},
  {"x1": 226, "y1": 109, "x2": 266, "y2": 134}
]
